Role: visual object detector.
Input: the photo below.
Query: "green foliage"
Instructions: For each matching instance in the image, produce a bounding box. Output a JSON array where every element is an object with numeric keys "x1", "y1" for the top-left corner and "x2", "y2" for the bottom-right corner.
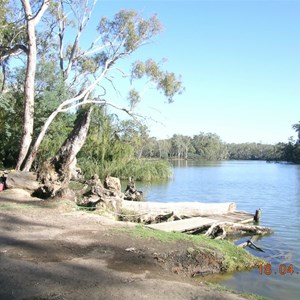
[
  {"x1": 0, "y1": 61, "x2": 72, "y2": 168},
  {"x1": 0, "y1": 1, "x2": 23, "y2": 43},
  {"x1": 192, "y1": 133, "x2": 228, "y2": 160},
  {"x1": 245, "y1": 122, "x2": 300, "y2": 164},
  {"x1": 114, "y1": 159, "x2": 172, "y2": 181},
  {"x1": 157, "y1": 139, "x2": 172, "y2": 159},
  {"x1": 279, "y1": 135, "x2": 300, "y2": 164},
  {"x1": 0, "y1": 89, "x2": 23, "y2": 166},
  {"x1": 1, "y1": 4, "x2": 184, "y2": 171},
  {"x1": 77, "y1": 107, "x2": 134, "y2": 179},
  {"x1": 77, "y1": 107, "x2": 171, "y2": 181},
  {"x1": 227, "y1": 143, "x2": 283, "y2": 161},
  {"x1": 117, "y1": 119, "x2": 150, "y2": 158},
  {"x1": 124, "y1": 225, "x2": 263, "y2": 272},
  {"x1": 34, "y1": 61, "x2": 70, "y2": 135},
  {"x1": 169, "y1": 134, "x2": 191, "y2": 159},
  {"x1": 131, "y1": 59, "x2": 184, "y2": 103},
  {"x1": 33, "y1": 113, "x2": 75, "y2": 170},
  {"x1": 98, "y1": 10, "x2": 162, "y2": 53},
  {"x1": 292, "y1": 121, "x2": 300, "y2": 143}
]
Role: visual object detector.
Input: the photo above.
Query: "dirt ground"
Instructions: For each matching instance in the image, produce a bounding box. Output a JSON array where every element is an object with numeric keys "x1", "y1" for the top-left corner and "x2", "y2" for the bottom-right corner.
[{"x1": 0, "y1": 189, "x2": 252, "y2": 300}]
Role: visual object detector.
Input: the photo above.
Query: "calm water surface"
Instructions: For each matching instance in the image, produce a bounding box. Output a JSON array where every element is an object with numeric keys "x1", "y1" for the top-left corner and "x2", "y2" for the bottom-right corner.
[{"x1": 135, "y1": 160, "x2": 300, "y2": 300}]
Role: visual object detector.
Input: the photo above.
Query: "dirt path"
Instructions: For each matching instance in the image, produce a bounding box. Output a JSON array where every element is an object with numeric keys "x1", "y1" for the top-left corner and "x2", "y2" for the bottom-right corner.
[{"x1": 0, "y1": 189, "x2": 251, "y2": 300}]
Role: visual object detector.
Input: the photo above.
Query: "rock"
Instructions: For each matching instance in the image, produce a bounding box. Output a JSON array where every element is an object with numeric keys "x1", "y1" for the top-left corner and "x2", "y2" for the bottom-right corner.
[
  {"x1": 32, "y1": 183, "x2": 61, "y2": 199},
  {"x1": 124, "y1": 190, "x2": 143, "y2": 201},
  {"x1": 104, "y1": 176, "x2": 121, "y2": 193},
  {"x1": 54, "y1": 188, "x2": 76, "y2": 201},
  {"x1": 76, "y1": 175, "x2": 123, "y2": 212},
  {"x1": 86, "y1": 174, "x2": 103, "y2": 187},
  {"x1": 5, "y1": 171, "x2": 39, "y2": 191},
  {"x1": 125, "y1": 247, "x2": 137, "y2": 252}
]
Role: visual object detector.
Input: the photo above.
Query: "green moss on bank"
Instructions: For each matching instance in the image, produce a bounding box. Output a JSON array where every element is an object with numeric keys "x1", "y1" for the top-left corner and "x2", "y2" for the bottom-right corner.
[
  {"x1": 206, "y1": 283, "x2": 271, "y2": 300},
  {"x1": 123, "y1": 224, "x2": 264, "y2": 272}
]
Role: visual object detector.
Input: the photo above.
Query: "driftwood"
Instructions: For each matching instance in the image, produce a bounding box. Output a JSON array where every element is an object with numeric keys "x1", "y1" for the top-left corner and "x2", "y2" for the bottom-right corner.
[
  {"x1": 238, "y1": 238, "x2": 265, "y2": 252},
  {"x1": 119, "y1": 210, "x2": 176, "y2": 224},
  {"x1": 5, "y1": 171, "x2": 39, "y2": 191},
  {"x1": 123, "y1": 201, "x2": 236, "y2": 220},
  {"x1": 205, "y1": 222, "x2": 272, "y2": 240}
]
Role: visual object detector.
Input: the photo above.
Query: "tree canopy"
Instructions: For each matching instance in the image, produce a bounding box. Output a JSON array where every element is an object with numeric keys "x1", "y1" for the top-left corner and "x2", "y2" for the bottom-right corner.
[{"x1": 0, "y1": 0, "x2": 183, "y2": 173}]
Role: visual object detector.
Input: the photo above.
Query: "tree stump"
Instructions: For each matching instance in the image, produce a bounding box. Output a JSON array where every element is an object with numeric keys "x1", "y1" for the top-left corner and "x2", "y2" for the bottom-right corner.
[
  {"x1": 124, "y1": 177, "x2": 143, "y2": 201},
  {"x1": 254, "y1": 208, "x2": 261, "y2": 222},
  {"x1": 34, "y1": 107, "x2": 93, "y2": 199}
]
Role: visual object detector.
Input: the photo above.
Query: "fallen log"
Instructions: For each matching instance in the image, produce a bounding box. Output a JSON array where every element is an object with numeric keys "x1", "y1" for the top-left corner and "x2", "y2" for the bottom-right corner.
[
  {"x1": 5, "y1": 171, "x2": 39, "y2": 191},
  {"x1": 119, "y1": 210, "x2": 175, "y2": 224},
  {"x1": 122, "y1": 201, "x2": 236, "y2": 222},
  {"x1": 205, "y1": 222, "x2": 272, "y2": 240}
]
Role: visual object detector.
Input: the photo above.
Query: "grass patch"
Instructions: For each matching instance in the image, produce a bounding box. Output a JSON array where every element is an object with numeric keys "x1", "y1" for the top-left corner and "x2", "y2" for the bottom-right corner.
[
  {"x1": 0, "y1": 200, "x2": 78, "y2": 212},
  {"x1": 69, "y1": 181, "x2": 86, "y2": 190},
  {"x1": 0, "y1": 203, "x2": 38, "y2": 209},
  {"x1": 122, "y1": 224, "x2": 264, "y2": 272}
]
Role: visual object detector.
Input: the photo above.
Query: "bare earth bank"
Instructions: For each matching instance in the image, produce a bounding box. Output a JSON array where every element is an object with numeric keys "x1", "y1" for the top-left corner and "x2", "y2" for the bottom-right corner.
[{"x1": 0, "y1": 189, "x2": 254, "y2": 300}]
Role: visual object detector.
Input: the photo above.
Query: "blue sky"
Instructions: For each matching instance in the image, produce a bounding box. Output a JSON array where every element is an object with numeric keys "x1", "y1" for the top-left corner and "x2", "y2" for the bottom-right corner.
[{"x1": 91, "y1": 0, "x2": 300, "y2": 144}]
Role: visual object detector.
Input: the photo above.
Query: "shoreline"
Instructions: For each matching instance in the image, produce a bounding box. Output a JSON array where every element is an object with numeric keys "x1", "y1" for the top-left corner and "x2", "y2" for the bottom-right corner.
[{"x1": 0, "y1": 189, "x2": 268, "y2": 300}]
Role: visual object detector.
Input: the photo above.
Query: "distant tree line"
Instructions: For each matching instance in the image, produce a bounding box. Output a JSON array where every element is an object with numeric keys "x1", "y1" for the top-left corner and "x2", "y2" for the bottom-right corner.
[
  {"x1": 1, "y1": 96, "x2": 300, "y2": 181},
  {"x1": 139, "y1": 126, "x2": 300, "y2": 164}
]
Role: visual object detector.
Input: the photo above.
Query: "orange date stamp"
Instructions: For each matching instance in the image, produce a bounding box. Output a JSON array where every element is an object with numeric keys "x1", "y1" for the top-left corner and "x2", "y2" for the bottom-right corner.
[{"x1": 258, "y1": 263, "x2": 299, "y2": 276}]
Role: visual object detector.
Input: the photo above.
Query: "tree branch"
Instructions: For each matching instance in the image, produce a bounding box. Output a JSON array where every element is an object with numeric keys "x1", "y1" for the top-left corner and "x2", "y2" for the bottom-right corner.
[
  {"x1": 63, "y1": 0, "x2": 98, "y2": 78},
  {"x1": 0, "y1": 44, "x2": 28, "y2": 62},
  {"x1": 32, "y1": 0, "x2": 50, "y2": 26}
]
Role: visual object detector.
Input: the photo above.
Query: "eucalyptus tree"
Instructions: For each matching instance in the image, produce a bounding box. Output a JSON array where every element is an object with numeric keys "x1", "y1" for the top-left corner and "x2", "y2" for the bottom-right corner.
[
  {"x1": 24, "y1": 8, "x2": 182, "y2": 172},
  {"x1": 0, "y1": 0, "x2": 27, "y2": 91},
  {"x1": 117, "y1": 119, "x2": 150, "y2": 159},
  {"x1": 170, "y1": 134, "x2": 186, "y2": 159},
  {"x1": 192, "y1": 132, "x2": 228, "y2": 160},
  {"x1": 292, "y1": 122, "x2": 300, "y2": 144},
  {"x1": 157, "y1": 139, "x2": 171, "y2": 159},
  {"x1": 14, "y1": 0, "x2": 50, "y2": 170},
  {"x1": 1, "y1": 0, "x2": 183, "y2": 171}
]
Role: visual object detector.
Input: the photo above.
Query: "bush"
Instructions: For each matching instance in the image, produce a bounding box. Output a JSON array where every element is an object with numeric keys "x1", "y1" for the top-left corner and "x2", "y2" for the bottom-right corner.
[
  {"x1": 114, "y1": 159, "x2": 172, "y2": 181},
  {"x1": 78, "y1": 158, "x2": 172, "y2": 182}
]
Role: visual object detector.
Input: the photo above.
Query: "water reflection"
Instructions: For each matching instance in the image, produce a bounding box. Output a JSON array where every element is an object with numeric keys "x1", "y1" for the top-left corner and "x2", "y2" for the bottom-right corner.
[
  {"x1": 140, "y1": 160, "x2": 300, "y2": 300},
  {"x1": 170, "y1": 159, "x2": 223, "y2": 168},
  {"x1": 295, "y1": 165, "x2": 300, "y2": 218}
]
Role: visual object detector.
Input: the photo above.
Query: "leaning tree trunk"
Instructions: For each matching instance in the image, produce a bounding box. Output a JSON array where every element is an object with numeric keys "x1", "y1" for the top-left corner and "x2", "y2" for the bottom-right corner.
[{"x1": 35, "y1": 106, "x2": 93, "y2": 198}]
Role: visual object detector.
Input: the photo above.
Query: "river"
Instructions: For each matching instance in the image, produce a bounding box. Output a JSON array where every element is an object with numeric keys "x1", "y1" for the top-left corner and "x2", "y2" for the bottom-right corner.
[{"x1": 135, "y1": 160, "x2": 300, "y2": 300}]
